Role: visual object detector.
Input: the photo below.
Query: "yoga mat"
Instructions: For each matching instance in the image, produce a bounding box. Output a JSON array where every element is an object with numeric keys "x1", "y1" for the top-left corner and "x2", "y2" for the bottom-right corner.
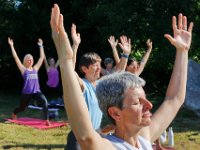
[{"x1": 6, "y1": 117, "x2": 67, "y2": 130}]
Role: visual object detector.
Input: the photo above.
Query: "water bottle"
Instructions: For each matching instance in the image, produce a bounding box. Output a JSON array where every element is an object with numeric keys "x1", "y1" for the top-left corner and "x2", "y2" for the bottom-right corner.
[
  {"x1": 160, "y1": 130, "x2": 167, "y2": 144},
  {"x1": 168, "y1": 127, "x2": 174, "y2": 147}
]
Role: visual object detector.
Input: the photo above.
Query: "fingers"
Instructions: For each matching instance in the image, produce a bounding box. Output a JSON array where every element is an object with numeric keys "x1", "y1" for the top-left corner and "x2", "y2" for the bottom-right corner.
[
  {"x1": 54, "y1": 4, "x2": 60, "y2": 28},
  {"x1": 58, "y1": 14, "x2": 65, "y2": 34},
  {"x1": 146, "y1": 39, "x2": 152, "y2": 44},
  {"x1": 172, "y1": 16, "x2": 177, "y2": 31},
  {"x1": 120, "y1": 35, "x2": 128, "y2": 44},
  {"x1": 50, "y1": 4, "x2": 61, "y2": 33},
  {"x1": 108, "y1": 36, "x2": 118, "y2": 45},
  {"x1": 174, "y1": 13, "x2": 192, "y2": 32},
  {"x1": 128, "y1": 38, "x2": 131, "y2": 45},
  {"x1": 71, "y1": 23, "x2": 76, "y2": 35},
  {"x1": 164, "y1": 34, "x2": 175, "y2": 45},
  {"x1": 183, "y1": 16, "x2": 187, "y2": 31},
  {"x1": 178, "y1": 13, "x2": 183, "y2": 30},
  {"x1": 108, "y1": 35, "x2": 114, "y2": 41},
  {"x1": 8, "y1": 37, "x2": 13, "y2": 44},
  {"x1": 188, "y1": 22, "x2": 194, "y2": 33}
]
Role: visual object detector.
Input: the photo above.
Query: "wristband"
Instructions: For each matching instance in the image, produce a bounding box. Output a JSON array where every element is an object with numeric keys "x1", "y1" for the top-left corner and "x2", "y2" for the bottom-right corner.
[
  {"x1": 39, "y1": 45, "x2": 43, "y2": 48},
  {"x1": 121, "y1": 53, "x2": 129, "y2": 59}
]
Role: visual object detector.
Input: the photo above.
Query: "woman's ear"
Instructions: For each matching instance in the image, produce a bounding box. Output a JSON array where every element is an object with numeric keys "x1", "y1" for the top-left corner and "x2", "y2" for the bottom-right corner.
[
  {"x1": 81, "y1": 66, "x2": 87, "y2": 74},
  {"x1": 108, "y1": 106, "x2": 122, "y2": 122}
]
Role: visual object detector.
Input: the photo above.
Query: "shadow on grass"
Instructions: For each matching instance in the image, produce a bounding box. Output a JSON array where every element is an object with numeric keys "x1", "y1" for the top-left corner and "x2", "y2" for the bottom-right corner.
[{"x1": 2, "y1": 144, "x2": 65, "y2": 149}]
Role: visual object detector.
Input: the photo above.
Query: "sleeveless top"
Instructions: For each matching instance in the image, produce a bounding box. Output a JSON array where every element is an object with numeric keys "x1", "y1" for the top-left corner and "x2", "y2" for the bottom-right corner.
[
  {"x1": 105, "y1": 135, "x2": 153, "y2": 150},
  {"x1": 83, "y1": 78, "x2": 103, "y2": 130},
  {"x1": 22, "y1": 69, "x2": 41, "y2": 94},
  {"x1": 46, "y1": 67, "x2": 59, "y2": 88}
]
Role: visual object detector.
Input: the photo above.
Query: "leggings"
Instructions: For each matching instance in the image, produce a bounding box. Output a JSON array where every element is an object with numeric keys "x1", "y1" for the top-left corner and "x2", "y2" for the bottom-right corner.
[{"x1": 13, "y1": 92, "x2": 49, "y2": 120}]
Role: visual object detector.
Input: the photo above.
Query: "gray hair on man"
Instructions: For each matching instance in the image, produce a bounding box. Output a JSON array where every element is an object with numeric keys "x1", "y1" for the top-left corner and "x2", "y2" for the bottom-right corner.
[{"x1": 96, "y1": 71, "x2": 145, "y2": 124}]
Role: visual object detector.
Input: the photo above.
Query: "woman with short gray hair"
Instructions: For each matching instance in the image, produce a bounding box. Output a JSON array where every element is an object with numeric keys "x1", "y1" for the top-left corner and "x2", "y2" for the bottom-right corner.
[{"x1": 51, "y1": 4, "x2": 193, "y2": 150}]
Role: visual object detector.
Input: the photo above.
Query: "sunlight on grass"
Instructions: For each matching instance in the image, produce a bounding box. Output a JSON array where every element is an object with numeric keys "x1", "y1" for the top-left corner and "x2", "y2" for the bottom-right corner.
[{"x1": 0, "y1": 92, "x2": 200, "y2": 149}]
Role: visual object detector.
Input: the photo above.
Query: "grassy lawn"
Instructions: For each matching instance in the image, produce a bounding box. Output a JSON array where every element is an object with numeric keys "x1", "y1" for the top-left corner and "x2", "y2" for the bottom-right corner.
[
  {"x1": 0, "y1": 91, "x2": 199, "y2": 149},
  {"x1": 0, "y1": 91, "x2": 70, "y2": 149},
  {"x1": 149, "y1": 94, "x2": 200, "y2": 150}
]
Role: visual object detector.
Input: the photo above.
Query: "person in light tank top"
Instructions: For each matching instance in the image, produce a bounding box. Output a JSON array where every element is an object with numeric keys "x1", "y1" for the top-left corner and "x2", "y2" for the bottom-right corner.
[{"x1": 8, "y1": 37, "x2": 50, "y2": 126}]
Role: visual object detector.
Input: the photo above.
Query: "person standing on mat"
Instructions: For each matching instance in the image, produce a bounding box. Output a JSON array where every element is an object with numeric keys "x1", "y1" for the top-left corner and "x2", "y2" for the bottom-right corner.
[
  {"x1": 8, "y1": 37, "x2": 50, "y2": 126},
  {"x1": 43, "y1": 50, "x2": 61, "y2": 100}
]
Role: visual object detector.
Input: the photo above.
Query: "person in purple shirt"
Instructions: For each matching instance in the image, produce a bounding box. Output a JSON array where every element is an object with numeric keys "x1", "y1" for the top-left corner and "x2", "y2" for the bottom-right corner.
[
  {"x1": 8, "y1": 37, "x2": 50, "y2": 126},
  {"x1": 43, "y1": 50, "x2": 61, "y2": 99}
]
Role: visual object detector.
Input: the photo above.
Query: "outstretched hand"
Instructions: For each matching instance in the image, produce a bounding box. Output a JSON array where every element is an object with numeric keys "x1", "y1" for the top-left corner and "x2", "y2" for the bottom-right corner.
[
  {"x1": 71, "y1": 23, "x2": 81, "y2": 46},
  {"x1": 37, "y1": 38, "x2": 43, "y2": 46},
  {"x1": 118, "y1": 35, "x2": 131, "y2": 55},
  {"x1": 8, "y1": 37, "x2": 14, "y2": 46},
  {"x1": 108, "y1": 36, "x2": 118, "y2": 48},
  {"x1": 50, "y1": 4, "x2": 73, "y2": 60},
  {"x1": 146, "y1": 39, "x2": 152, "y2": 51},
  {"x1": 164, "y1": 13, "x2": 193, "y2": 51}
]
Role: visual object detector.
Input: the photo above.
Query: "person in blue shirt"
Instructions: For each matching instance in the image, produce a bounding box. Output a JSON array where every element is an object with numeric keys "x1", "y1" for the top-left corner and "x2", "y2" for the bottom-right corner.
[{"x1": 51, "y1": 4, "x2": 193, "y2": 150}]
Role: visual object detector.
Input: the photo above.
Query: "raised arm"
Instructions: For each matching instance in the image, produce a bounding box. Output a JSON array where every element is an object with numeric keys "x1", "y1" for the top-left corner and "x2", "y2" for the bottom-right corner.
[
  {"x1": 136, "y1": 39, "x2": 153, "y2": 76},
  {"x1": 50, "y1": 5, "x2": 111, "y2": 150},
  {"x1": 71, "y1": 23, "x2": 81, "y2": 69},
  {"x1": 43, "y1": 50, "x2": 49, "y2": 71},
  {"x1": 115, "y1": 35, "x2": 131, "y2": 71},
  {"x1": 142, "y1": 14, "x2": 193, "y2": 142},
  {"x1": 8, "y1": 37, "x2": 25, "y2": 74},
  {"x1": 108, "y1": 36, "x2": 120, "y2": 64},
  {"x1": 34, "y1": 38, "x2": 45, "y2": 71},
  {"x1": 55, "y1": 59, "x2": 59, "y2": 68}
]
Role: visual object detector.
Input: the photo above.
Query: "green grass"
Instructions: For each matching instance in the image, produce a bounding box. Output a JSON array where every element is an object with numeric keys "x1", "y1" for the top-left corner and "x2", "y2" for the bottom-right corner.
[
  {"x1": 0, "y1": 91, "x2": 200, "y2": 149},
  {"x1": 148, "y1": 94, "x2": 200, "y2": 150},
  {"x1": 0, "y1": 91, "x2": 70, "y2": 149}
]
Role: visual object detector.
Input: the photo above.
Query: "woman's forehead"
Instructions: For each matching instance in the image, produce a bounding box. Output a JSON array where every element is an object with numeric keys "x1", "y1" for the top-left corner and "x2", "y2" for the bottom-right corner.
[{"x1": 124, "y1": 87, "x2": 145, "y2": 98}]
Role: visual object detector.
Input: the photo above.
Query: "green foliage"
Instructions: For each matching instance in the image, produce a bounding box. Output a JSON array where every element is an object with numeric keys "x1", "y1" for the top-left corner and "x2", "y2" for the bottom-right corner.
[{"x1": 1, "y1": 0, "x2": 200, "y2": 93}]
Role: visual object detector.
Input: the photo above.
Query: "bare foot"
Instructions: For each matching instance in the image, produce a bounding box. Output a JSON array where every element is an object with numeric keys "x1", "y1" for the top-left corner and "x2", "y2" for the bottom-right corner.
[
  {"x1": 12, "y1": 113, "x2": 17, "y2": 120},
  {"x1": 46, "y1": 120, "x2": 51, "y2": 126}
]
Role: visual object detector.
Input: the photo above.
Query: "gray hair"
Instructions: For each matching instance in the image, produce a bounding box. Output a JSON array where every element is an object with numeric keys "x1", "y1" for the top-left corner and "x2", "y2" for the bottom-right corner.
[
  {"x1": 104, "y1": 57, "x2": 114, "y2": 66},
  {"x1": 96, "y1": 71, "x2": 145, "y2": 124}
]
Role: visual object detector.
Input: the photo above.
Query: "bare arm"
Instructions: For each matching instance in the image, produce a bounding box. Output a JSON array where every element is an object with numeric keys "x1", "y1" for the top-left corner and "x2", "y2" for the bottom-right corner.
[
  {"x1": 70, "y1": 23, "x2": 84, "y2": 88},
  {"x1": 43, "y1": 51, "x2": 49, "y2": 71},
  {"x1": 50, "y1": 4, "x2": 113, "y2": 150},
  {"x1": 115, "y1": 35, "x2": 131, "y2": 71},
  {"x1": 136, "y1": 39, "x2": 153, "y2": 76},
  {"x1": 8, "y1": 37, "x2": 25, "y2": 74},
  {"x1": 34, "y1": 38, "x2": 45, "y2": 71},
  {"x1": 141, "y1": 14, "x2": 193, "y2": 142},
  {"x1": 108, "y1": 36, "x2": 120, "y2": 64},
  {"x1": 71, "y1": 23, "x2": 81, "y2": 69},
  {"x1": 55, "y1": 59, "x2": 59, "y2": 68},
  {"x1": 100, "y1": 67, "x2": 108, "y2": 76}
]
